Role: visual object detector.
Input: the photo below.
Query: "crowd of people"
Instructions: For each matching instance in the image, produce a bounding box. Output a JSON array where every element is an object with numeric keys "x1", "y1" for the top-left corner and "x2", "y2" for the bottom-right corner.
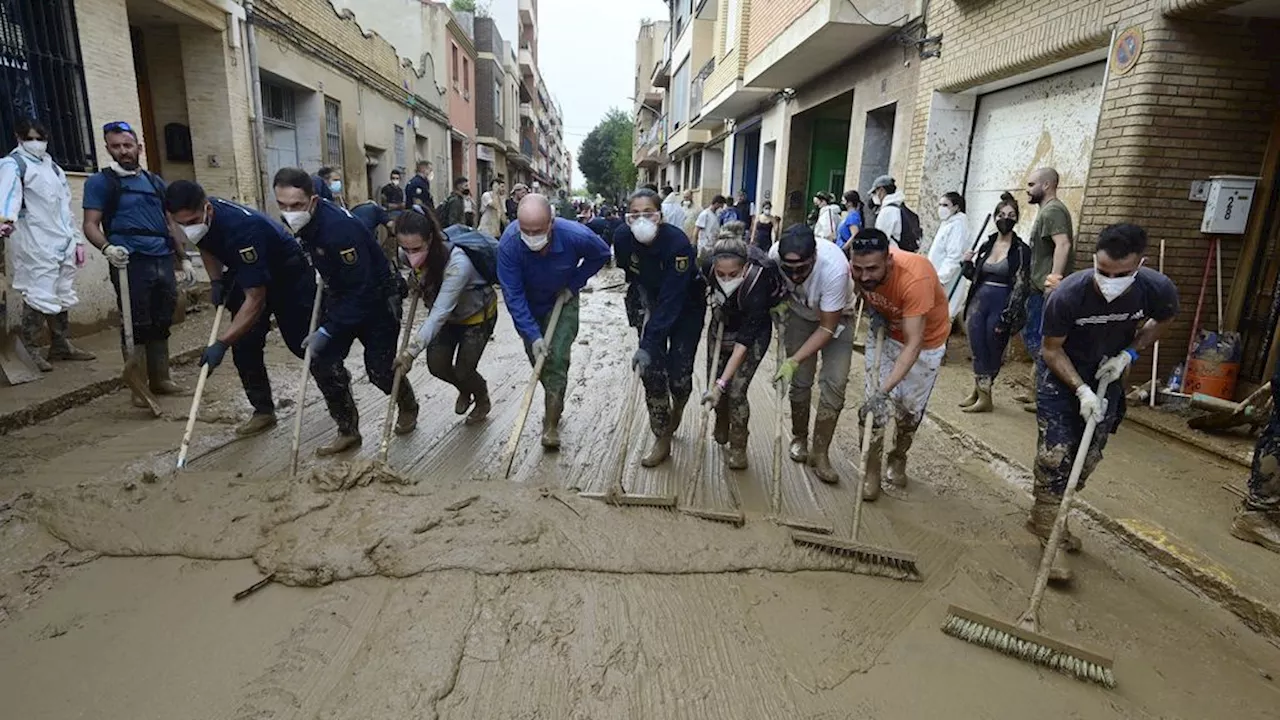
[{"x1": 2, "y1": 117, "x2": 1279, "y2": 561}]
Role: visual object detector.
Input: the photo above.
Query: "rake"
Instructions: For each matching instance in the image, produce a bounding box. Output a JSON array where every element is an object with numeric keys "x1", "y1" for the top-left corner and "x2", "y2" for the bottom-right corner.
[
  {"x1": 680, "y1": 316, "x2": 744, "y2": 526},
  {"x1": 941, "y1": 376, "x2": 1117, "y2": 688},
  {"x1": 790, "y1": 328, "x2": 920, "y2": 580}
]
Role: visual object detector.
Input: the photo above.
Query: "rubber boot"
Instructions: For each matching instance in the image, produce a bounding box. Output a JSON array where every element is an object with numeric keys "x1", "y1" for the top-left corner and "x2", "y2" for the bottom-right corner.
[
  {"x1": 1024, "y1": 488, "x2": 1082, "y2": 553},
  {"x1": 466, "y1": 384, "x2": 491, "y2": 425},
  {"x1": 1231, "y1": 507, "x2": 1280, "y2": 554},
  {"x1": 540, "y1": 393, "x2": 563, "y2": 449},
  {"x1": 713, "y1": 402, "x2": 730, "y2": 445},
  {"x1": 454, "y1": 390, "x2": 473, "y2": 415},
  {"x1": 146, "y1": 340, "x2": 187, "y2": 395},
  {"x1": 46, "y1": 311, "x2": 95, "y2": 361},
  {"x1": 236, "y1": 413, "x2": 278, "y2": 437},
  {"x1": 19, "y1": 305, "x2": 53, "y2": 372},
  {"x1": 885, "y1": 423, "x2": 917, "y2": 489},
  {"x1": 318, "y1": 390, "x2": 362, "y2": 456},
  {"x1": 788, "y1": 398, "x2": 810, "y2": 463},
  {"x1": 394, "y1": 382, "x2": 419, "y2": 435},
  {"x1": 725, "y1": 422, "x2": 749, "y2": 470},
  {"x1": 957, "y1": 377, "x2": 979, "y2": 408},
  {"x1": 807, "y1": 413, "x2": 839, "y2": 484},
  {"x1": 640, "y1": 431, "x2": 673, "y2": 467},
  {"x1": 962, "y1": 376, "x2": 994, "y2": 414},
  {"x1": 861, "y1": 428, "x2": 885, "y2": 501},
  {"x1": 667, "y1": 394, "x2": 689, "y2": 435},
  {"x1": 128, "y1": 346, "x2": 151, "y2": 408},
  {"x1": 1025, "y1": 493, "x2": 1075, "y2": 583}
]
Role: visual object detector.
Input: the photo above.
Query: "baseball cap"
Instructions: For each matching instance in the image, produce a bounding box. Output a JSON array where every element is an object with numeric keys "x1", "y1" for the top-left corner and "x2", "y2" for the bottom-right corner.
[
  {"x1": 777, "y1": 224, "x2": 817, "y2": 260},
  {"x1": 870, "y1": 175, "x2": 895, "y2": 192}
]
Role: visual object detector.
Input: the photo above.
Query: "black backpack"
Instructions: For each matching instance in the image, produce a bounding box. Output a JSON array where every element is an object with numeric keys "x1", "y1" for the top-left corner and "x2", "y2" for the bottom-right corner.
[
  {"x1": 99, "y1": 168, "x2": 168, "y2": 240},
  {"x1": 894, "y1": 201, "x2": 922, "y2": 252},
  {"x1": 444, "y1": 224, "x2": 500, "y2": 285}
]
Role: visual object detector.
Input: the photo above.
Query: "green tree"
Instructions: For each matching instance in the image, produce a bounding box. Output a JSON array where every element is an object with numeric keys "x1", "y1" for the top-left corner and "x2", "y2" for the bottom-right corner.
[
  {"x1": 450, "y1": 0, "x2": 477, "y2": 12},
  {"x1": 578, "y1": 108, "x2": 637, "y2": 204}
]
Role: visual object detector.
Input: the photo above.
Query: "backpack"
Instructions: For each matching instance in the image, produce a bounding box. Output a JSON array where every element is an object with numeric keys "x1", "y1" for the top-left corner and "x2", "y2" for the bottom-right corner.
[
  {"x1": 444, "y1": 224, "x2": 500, "y2": 285},
  {"x1": 6, "y1": 151, "x2": 66, "y2": 216},
  {"x1": 99, "y1": 168, "x2": 168, "y2": 239},
  {"x1": 893, "y1": 201, "x2": 922, "y2": 252}
]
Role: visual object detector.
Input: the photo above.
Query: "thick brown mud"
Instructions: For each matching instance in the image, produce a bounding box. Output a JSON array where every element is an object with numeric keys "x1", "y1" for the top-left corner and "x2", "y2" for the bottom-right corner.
[{"x1": 2, "y1": 275, "x2": 1279, "y2": 719}]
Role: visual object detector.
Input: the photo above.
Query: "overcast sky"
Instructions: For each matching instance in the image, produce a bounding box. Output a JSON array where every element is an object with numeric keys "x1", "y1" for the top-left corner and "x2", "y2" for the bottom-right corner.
[{"x1": 489, "y1": 0, "x2": 668, "y2": 189}]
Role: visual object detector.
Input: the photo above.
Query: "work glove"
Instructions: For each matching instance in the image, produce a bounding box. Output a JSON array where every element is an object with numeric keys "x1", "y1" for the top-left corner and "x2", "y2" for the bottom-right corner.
[
  {"x1": 178, "y1": 258, "x2": 197, "y2": 289},
  {"x1": 103, "y1": 244, "x2": 130, "y2": 268},
  {"x1": 1075, "y1": 384, "x2": 1106, "y2": 424},
  {"x1": 632, "y1": 348, "x2": 652, "y2": 374},
  {"x1": 1095, "y1": 349, "x2": 1135, "y2": 386},
  {"x1": 858, "y1": 389, "x2": 892, "y2": 427},
  {"x1": 301, "y1": 327, "x2": 332, "y2": 357},
  {"x1": 702, "y1": 380, "x2": 724, "y2": 407},
  {"x1": 210, "y1": 278, "x2": 225, "y2": 307},
  {"x1": 199, "y1": 340, "x2": 229, "y2": 373},
  {"x1": 775, "y1": 357, "x2": 800, "y2": 385},
  {"x1": 531, "y1": 337, "x2": 549, "y2": 364},
  {"x1": 393, "y1": 348, "x2": 416, "y2": 374},
  {"x1": 770, "y1": 300, "x2": 789, "y2": 323}
]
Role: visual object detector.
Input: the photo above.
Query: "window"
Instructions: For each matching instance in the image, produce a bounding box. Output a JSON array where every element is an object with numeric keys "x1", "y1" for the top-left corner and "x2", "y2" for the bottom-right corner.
[
  {"x1": 463, "y1": 57, "x2": 470, "y2": 94},
  {"x1": 494, "y1": 80, "x2": 502, "y2": 124},
  {"x1": 673, "y1": 0, "x2": 691, "y2": 41},
  {"x1": 394, "y1": 125, "x2": 406, "y2": 173},
  {"x1": 262, "y1": 82, "x2": 295, "y2": 125},
  {"x1": 451, "y1": 44, "x2": 459, "y2": 85},
  {"x1": 0, "y1": 0, "x2": 96, "y2": 172},
  {"x1": 670, "y1": 60, "x2": 690, "y2": 128},
  {"x1": 324, "y1": 98, "x2": 342, "y2": 169},
  {"x1": 724, "y1": 0, "x2": 740, "y2": 56}
]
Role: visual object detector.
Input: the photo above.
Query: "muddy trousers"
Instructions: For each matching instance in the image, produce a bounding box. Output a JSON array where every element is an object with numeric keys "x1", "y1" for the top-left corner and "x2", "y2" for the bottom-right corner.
[
  {"x1": 783, "y1": 308, "x2": 854, "y2": 435},
  {"x1": 315, "y1": 304, "x2": 418, "y2": 435},
  {"x1": 966, "y1": 282, "x2": 1012, "y2": 379},
  {"x1": 1246, "y1": 375, "x2": 1280, "y2": 511},
  {"x1": 521, "y1": 295, "x2": 580, "y2": 402},
  {"x1": 1033, "y1": 363, "x2": 1124, "y2": 497},
  {"x1": 638, "y1": 305, "x2": 705, "y2": 434},
  {"x1": 109, "y1": 254, "x2": 177, "y2": 353},
  {"x1": 425, "y1": 314, "x2": 496, "y2": 402},
  {"x1": 712, "y1": 329, "x2": 770, "y2": 443}
]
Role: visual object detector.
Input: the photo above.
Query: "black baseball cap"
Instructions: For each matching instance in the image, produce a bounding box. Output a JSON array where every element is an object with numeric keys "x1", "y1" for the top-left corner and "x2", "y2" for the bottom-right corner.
[{"x1": 778, "y1": 224, "x2": 817, "y2": 260}]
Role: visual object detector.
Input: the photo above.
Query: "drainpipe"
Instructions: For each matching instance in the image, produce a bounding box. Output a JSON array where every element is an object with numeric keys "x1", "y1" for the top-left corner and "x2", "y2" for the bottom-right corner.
[{"x1": 244, "y1": 0, "x2": 270, "y2": 209}]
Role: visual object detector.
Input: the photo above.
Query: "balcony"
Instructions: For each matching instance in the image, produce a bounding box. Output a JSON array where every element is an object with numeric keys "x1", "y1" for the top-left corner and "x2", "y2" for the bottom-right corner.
[
  {"x1": 744, "y1": 0, "x2": 906, "y2": 89},
  {"x1": 688, "y1": 58, "x2": 714, "y2": 125},
  {"x1": 520, "y1": 136, "x2": 534, "y2": 159},
  {"x1": 666, "y1": 121, "x2": 711, "y2": 157},
  {"x1": 519, "y1": 0, "x2": 535, "y2": 27},
  {"x1": 520, "y1": 102, "x2": 533, "y2": 121},
  {"x1": 519, "y1": 46, "x2": 535, "y2": 78},
  {"x1": 633, "y1": 116, "x2": 668, "y2": 168}
]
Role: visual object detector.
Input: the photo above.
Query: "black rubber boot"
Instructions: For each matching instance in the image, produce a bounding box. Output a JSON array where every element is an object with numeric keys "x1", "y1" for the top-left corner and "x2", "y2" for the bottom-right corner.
[
  {"x1": 146, "y1": 340, "x2": 187, "y2": 395},
  {"x1": 19, "y1": 304, "x2": 52, "y2": 372},
  {"x1": 541, "y1": 393, "x2": 564, "y2": 449},
  {"x1": 788, "y1": 398, "x2": 810, "y2": 463},
  {"x1": 46, "y1": 311, "x2": 95, "y2": 361}
]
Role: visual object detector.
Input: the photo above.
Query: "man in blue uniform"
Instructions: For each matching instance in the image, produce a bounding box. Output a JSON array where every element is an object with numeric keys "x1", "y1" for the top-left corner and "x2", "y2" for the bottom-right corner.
[
  {"x1": 81, "y1": 120, "x2": 195, "y2": 407},
  {"x1": 272, "y1": 167, "x2": 418, "y2": 456},
  {"x1": 497, "y1": 193, "x2": 611, "y2": 449},
  {"x1": 405, "y1": 161, "x2": 434, "y2": 211},
  {"x1": 613, "y1": 188, "x2": 705, "y2": 466},
  {"x1": 165, "y1": 180, "x2": 353, "y2": 438}
]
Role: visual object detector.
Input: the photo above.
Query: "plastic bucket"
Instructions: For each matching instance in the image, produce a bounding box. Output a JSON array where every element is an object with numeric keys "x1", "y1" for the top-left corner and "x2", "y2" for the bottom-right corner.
[{"x1": 1183, "y1": 358, "x2": 1240, "y2": 400}]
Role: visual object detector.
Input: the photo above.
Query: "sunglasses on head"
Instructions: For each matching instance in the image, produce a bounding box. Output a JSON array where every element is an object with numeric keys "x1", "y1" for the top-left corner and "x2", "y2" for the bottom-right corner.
[{"x1": 103, "y1": 121, "x2": 136, "y2": 136}]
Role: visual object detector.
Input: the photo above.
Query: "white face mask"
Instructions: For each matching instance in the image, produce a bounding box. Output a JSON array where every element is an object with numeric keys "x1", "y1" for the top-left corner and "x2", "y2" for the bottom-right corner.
[
  {"x1": 1094, "y1": 257, "x2": 1141, "y2": 303},
  {"x1": 718, "y1": 276, "x2": 745, "y2": 296},
  {"x1": 21, "y1": 140, "x2": 48, "y2": 158},
  {"x1": 938, "y1": 206, "x2": 953, "y2": 221},
  {"x1": 182, "y1": 222, "x2": 210, "y2": 244},
  {"x1": 282, "y1": 210, "x2": 313, "y2": 234},
  {"x1": 522, "y1": 232, "x2": 549, "y2": 251},
  {"x1": 630, "y1": 218, "x2": 658, "y2": 245}
]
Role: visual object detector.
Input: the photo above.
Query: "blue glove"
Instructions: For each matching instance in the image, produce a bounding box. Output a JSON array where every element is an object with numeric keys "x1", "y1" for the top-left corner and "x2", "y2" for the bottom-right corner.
[
  {"x1": 200, "y1": 340, "x2": 229, "y2": 373},
  {"x1": 632, "y1": 348, "x2": 652, "y2": 374},
  {"x1": 210, "y1": 278, "x2": 225, "y2": 307},
  {"x1": 302, "y1": 327, "x2": 332, "y2": 357}
]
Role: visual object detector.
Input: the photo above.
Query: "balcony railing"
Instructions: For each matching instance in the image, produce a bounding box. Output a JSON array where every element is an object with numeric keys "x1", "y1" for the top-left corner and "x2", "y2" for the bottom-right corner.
[
  {"x1": 690, "y1": 58, "x2": 715, "y2": 120},
  {"x1": 521, "y1": 137, "x2": 534, "y2": 157}
]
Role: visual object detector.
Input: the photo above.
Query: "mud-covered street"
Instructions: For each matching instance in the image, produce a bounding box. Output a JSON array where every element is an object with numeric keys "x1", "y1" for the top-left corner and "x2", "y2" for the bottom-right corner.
[{"x1": 2, "y1": 277, "x2": 1279, "y2": 719}]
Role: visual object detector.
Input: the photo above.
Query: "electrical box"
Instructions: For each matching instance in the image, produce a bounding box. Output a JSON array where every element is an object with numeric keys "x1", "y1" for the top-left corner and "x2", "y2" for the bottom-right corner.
[{"x1": 1201, "y1": 175, "x2": 1258, "y2": 235}]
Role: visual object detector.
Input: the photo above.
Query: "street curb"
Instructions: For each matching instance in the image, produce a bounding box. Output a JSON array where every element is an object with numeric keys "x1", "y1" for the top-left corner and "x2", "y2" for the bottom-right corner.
[
  {"x1": 0, "y1": 346, "x2": 203, "y2": 436},
  {"x1": 1126, "y1": 411, "x2": 1252, "y2": 470},
  {"x1": 925, "y1": 407, "x2": 1280, "y2": 643}
]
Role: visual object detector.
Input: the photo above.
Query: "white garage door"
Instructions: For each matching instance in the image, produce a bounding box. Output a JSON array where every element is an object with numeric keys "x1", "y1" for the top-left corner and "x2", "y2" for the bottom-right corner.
[
  {"x1": 265, "y1": 123, "x2": 299, "y2": 186},
  {"x1": 963, "y1": 63, "x2": 1106, "y2": 243}
]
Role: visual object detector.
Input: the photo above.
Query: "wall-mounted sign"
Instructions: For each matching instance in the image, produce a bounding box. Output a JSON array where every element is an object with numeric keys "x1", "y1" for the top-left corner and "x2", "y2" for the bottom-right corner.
[
  {"x1": 476, "y1": 144, "x2": 495, "y2": 162},
  {"x1": 1112, "y1": 27, "x2": 1143, "y2": 76}
]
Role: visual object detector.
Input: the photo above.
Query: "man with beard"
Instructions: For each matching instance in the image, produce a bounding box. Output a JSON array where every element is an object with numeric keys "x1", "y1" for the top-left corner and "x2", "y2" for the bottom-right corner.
[{"x1": 1020, "y1": 166, "x2": 1075, "y2": 411}]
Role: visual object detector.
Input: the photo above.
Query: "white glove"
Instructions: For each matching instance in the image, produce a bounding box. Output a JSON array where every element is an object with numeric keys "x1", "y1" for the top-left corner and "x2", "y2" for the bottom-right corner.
[
  {"x1": 1095, "y1": 349, "x2": 1134, "y2": 386},
  {"x1": 178, "y1": 258, "x2": 197, "y2": 289},
  {"x1": 1075, "y1": 384, "x2": 1105, "y2": 424},
  {"x1": 103, "y1": 244, "x2": 130, "y2": 268},
  {"x1": 531, "y1": 338, "x2": 548, "y2": 363}
]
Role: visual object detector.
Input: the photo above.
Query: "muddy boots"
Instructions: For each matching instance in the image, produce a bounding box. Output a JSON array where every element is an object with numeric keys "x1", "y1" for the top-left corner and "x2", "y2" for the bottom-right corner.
[
  {"x1": 1025, "y1": 490, "x2": 1079, "y2": 583},
  {"x1": 961, "y1": 376, "x2": 993, "y2": 414},
  {"x1": 1231, "y1": 507, "x2": 1280, "y2": 553},
  {"x1": 788, "y1": 399, "x2": 810, "y2": 463},
  {"x1": 641, "y1": 397, "x2": 674, "y2": 467},
  {"x1": 465, "y1": 384, "x2": 491, "y2": 425},
  {"x1": 725, "y1": 420, "x2": 749, "y2": 470},
  {"x1": 127, "y1": 346, "x2": 151, "y2": 408},
  {"x1": 641, "y1": 430, "x2": 673, "y2": 467},
  {"x1": 957, "y1": 378, "x2": 979, "y2": 409},
  {"x1": 236, "y1": 413, "x2": 278, "y2": 437},
  {"x1": 19, "y1": 305, "x2": 53, "y2": 372},
  {"x1": 807, "y1": 413, "x2": 839, "y2": 484},
  {"x1": 541, "y1": 393, "x2": 564, "y2": 449},
  {"x1": 713, "y1": 402, "x2": 730, "y2": 445},
  {"x1": 861, "y1": 428, "x2": 886, "y2": 501},
  {"x1": 46, "y1": 312, "x2": 95, "y2": 362},
  {"x1": 394, "y1": 382, "x2": 419, "y2": 435},
  {"x1": 145, "y1": 340, "x2": 187, "y2": 396},
  {"x1": 454, "y1": 390, "x2": 473, "y2": 416},
  {"x1": 318, "y1": 388, "x2": 362, "y2": 456},
  {"x1": 667, "y1": 394, "x2": 689, "y2": 435},
  {"x1": 885, "y1": 422, "x2": 918, "y2": 489}
]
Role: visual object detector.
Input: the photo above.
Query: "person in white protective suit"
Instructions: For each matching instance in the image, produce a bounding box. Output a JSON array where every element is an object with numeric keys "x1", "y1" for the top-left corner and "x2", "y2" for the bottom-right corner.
[
  {"x1": 0, "y1": 118, "x2": 95, "y2": 371},
  {"x1": 926, "y1": 191, "x2": 970, "y2": 322}
]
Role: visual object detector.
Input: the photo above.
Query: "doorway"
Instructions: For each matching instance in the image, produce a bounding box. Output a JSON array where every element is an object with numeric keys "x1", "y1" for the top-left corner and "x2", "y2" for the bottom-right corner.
[
  {"x1": 859, "y1": 103, "x2": 895, "y2": 196},
  {"x1": 129, "y1": 27, "x2": 161, "y2": 174},
  {"x1": 733, "y1": 125, "x2": 762, "y2": 207}
]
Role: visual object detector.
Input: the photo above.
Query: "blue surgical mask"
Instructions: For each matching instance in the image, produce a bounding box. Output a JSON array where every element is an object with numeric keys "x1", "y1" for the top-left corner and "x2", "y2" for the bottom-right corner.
[{"x1": 329, "y1": 180, "x2": 343, "y2": 193}]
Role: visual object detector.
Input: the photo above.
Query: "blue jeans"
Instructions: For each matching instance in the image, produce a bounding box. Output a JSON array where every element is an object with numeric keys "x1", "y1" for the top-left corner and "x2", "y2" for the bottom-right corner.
[
  {"x1": 966, "y1": 282, "x2": 1013, "y2": 378},
  {"x1": 1022, "y1": 292, "x2": 1045, "y2": 359}
]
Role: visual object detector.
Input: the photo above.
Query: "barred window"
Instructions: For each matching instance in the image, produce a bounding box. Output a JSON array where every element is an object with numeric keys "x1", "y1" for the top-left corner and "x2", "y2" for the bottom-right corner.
[
  {"x1": 0, "y1": 0, "x2": 96, "y2": 172},
  {"x1": 324, "y1": 98, "x2": 342, "y2": 169},
  {"x1": 262, "y1": 82, "x2": 295, "y2": 125}
]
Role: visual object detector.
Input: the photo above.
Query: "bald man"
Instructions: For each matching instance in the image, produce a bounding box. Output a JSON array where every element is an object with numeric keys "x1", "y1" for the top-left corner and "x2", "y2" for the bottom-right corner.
[
  {"x1": 1020, "y1": 167, "x2": 1075, "y2": 411},
  {"x1": 497, "y1": 194, "x2": 611, "y2": 448}
]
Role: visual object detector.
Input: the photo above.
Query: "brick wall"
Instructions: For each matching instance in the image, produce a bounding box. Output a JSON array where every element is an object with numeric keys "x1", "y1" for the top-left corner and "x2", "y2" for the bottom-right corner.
[{"x1": 746, "y1": 0, "x2": 815, "y2": 62}]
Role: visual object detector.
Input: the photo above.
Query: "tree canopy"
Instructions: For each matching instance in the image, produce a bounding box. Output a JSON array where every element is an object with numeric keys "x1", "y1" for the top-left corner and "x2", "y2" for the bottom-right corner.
[{"x1": 577, "y1": 108, "x2": 638, "y2": 205}]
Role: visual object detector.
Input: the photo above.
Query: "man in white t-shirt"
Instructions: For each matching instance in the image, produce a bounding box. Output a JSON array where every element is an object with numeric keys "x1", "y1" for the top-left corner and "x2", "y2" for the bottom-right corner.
[
  {"x1": 694, "y1": 195, "x2": 726, "y2": 258},
  {"x1": 769, "y1": 224, "x2": 856, "y2": 484},
  {"x1": 870, "y1": 175, "x2": 903, "y2": 248}
]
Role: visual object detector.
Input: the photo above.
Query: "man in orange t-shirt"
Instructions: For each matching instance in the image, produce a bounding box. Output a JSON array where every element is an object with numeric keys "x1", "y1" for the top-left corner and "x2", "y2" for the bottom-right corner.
[{"x1": 849, "y1": 228, "x2": 952, "y2": 500}]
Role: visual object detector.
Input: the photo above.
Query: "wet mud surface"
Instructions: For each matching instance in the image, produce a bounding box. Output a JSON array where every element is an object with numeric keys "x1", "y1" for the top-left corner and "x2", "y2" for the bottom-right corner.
[{"x1": 2, "y1": 276, "x2": 1279, "y2": 718}]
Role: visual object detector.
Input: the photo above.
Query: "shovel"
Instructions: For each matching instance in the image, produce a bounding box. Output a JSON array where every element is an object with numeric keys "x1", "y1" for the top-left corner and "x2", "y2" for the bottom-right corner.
[
  {"x1": 0, "y1": 229, "x2": 44, "y2": 385},
  {"x1": 118, "y1": 264, "x2": 162, "y2": 416}
]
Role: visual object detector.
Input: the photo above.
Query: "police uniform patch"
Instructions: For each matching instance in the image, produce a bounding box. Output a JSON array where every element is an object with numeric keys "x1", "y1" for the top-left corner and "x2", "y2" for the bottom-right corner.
[
  {"x1": 675, "y1": 255, "x2": 690, "y2": 273},
  {"x1": 340, "y1": 247, "x2": 358, "y2": 265},
  {"x1": 238, "y1": 246, "x2": 259, "y2": 264}
]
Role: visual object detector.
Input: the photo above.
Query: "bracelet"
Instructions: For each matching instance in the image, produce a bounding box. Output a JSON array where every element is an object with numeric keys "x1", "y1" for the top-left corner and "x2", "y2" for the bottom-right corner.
[
  {"x1": 715, "y1": 378, "x2": 728, "y2": 391},
  {"x1": 1124, "y1": 348, "x2": 1139, "y2": 363}
]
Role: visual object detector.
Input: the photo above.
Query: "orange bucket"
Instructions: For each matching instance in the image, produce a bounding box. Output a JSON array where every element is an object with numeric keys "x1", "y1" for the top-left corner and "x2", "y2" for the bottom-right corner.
[{"x1": 1183, "y1": 358, "x2": 1240, "y2": 400}]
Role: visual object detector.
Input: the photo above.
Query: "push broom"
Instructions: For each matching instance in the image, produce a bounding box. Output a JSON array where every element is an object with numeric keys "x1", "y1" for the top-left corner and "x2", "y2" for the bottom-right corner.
[
  {"x1": 791, "y1": 328, "x2": 920, "y2": 580},
  {"x1": 500, "y1": 292, "x2": 566, "y2": 479},
  {"x1": 942, "y1": 376, "x2": 1117, "y2": 688},
  {"x1": 377, "y1": 292, "x2": 421, "y2": 464},
  {"x1": 680, "y1": 316, "x2": 744, "y2": 525}
]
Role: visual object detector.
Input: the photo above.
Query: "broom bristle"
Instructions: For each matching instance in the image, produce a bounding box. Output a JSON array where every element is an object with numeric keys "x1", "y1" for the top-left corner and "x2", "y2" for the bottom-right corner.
[
  {"x1": 942, "y1": 612, "x2": 1116, "y2": 688},
  {"x1": 792, "y1": 536, "x2": 922, "y2": 581}
]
